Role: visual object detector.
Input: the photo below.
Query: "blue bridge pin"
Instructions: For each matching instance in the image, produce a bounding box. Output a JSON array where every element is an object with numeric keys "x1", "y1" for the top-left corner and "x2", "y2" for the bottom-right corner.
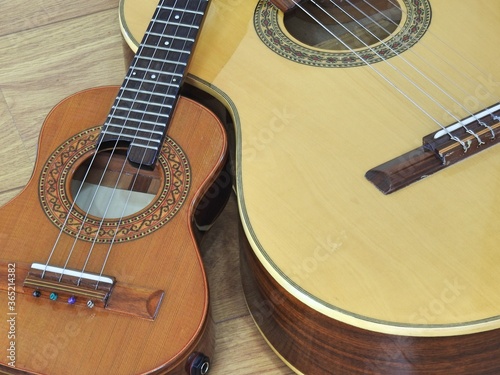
[
  {"x1": 68, "y1": 296, "x2": 77, "y2": 305},
  {"x1": 49, "y1": 292, "x2": 58, "y2": 301}
]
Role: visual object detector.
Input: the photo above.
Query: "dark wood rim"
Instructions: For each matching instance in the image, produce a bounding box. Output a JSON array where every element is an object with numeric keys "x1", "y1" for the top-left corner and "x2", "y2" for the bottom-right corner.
[{"x1": 239, "y1": 224, "x2": 500, "y2": 374}]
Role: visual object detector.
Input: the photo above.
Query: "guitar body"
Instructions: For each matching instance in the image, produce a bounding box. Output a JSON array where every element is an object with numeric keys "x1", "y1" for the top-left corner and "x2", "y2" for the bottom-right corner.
[
  {"x1": 0, "y1": 86, "x2": 226, "y2": 374},
  {"x1": 119, "y1": 0, "x2": 500, "y2": 373}
]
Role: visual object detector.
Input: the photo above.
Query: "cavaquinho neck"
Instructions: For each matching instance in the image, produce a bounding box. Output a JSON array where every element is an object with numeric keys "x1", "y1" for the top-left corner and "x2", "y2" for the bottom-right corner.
[{"x1": 100, "y1": 0, "x2": 209, "y2": 167}]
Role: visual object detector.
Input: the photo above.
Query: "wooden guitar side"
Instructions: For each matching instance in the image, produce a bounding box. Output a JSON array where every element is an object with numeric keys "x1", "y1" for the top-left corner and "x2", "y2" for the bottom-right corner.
[
  {"x1": 120, "y1": 0, "x2": 500, "y2": 373},
  {"x1": 240, "y1": 225, "x2": 500, "y2": 374},
  {"x1": 0, "y1": 86, "x2": 226, "y2": 374}
]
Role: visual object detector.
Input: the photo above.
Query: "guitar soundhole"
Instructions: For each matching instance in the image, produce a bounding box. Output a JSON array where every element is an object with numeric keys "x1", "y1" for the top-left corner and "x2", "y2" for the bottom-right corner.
[
  {"x1": 284, "y1": 0, "x2": 402, "y2": 51},
  {"x1": 70, "y1": 149, "x2": 160, "y2": 219},
  {"x1": 39, "y1": 126, "x2": 191, "y2": 243},
  {"x1": 254, "y1": 0, "x2": 431, "y2": 68}
]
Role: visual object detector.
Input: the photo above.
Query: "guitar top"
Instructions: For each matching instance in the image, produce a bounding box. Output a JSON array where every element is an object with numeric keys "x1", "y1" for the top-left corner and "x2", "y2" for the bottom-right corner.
[
  {"x1": 121, "y1": 0, "x2": 500, "y2": 333},
  {"x1": 119, "y1": 1, "x2": 500, "y2": 372}
]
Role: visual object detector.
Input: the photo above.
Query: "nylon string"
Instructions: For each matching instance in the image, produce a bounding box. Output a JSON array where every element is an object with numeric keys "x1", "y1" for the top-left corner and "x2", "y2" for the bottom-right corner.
[
  {"x1": 293, "y1": 0, "x2": 498, "y2": 148},
  {"x1": 42, "y1": 0, "x2": 201, "y2": 289},
  {"x1": 338, "y1": 0, "x2": 496, "y2": 141}
]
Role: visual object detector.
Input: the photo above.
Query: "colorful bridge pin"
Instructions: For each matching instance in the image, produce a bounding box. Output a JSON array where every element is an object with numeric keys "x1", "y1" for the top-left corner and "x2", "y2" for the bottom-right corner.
[
  {"x1": 49, "y1": 292, "x2": 58, "y2": 301},
  {"x1": 32, "y1": 290, "x2": 41, "y2": 298},
  {"x1": 68, "y1": 296, "x2": 76, "y2": 305}
]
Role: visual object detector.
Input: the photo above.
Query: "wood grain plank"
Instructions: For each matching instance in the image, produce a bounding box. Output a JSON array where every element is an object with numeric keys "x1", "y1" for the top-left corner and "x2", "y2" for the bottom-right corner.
[
  {"x1": 0, "y1": 0, "x2": 117, "y2": 36},
  {"x1": 0, "y1": 9, "x2": 129, "y2": 156},
  {"x1": 213, "y1": 314, "x2": 293, "y2": 374},
  {"x1": 0, "y1": 90, "x2": 33, "y2": 205}
]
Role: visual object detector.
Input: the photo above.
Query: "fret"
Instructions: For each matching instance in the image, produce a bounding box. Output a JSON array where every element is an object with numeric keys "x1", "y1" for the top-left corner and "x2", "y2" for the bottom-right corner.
[
  {"x1": 103, "y1": 125, "x2": 164, "y2": 137},
  {"x1": 104, "y1": 117, "x2": 167, "y2": 133},
  {"x1": 130, "y1": 65, "x2": 184, "y2": 77},
  {"x1": 147, "y1": 45, "x2": 192, "y2": 55},
  {"x1": 127, "y1": 77, "x2": 180, "y2": 89},
  {"x1": 145, "y1": 31, "x2": 195, "y2": 43},
  {"x1": 109, "y1": 112, "x2": 170, "y2": 127},
  {"x1": 115, "y1": 95, "x2": 175, "y2": 111},
  {"x1": 121, "y1": 87, "x2": 177, "y2": 100},
  {"x1": 100, "y1": 0, "x2": 209, "y2": 167},
  {"x1": 132, "y1": 74, "x2": 181, "y2": 89},
  {"x1": 130, "y1": 143, "x2": 161, "y2": 151},
  {"x1": 158, "y1": 5, "x2": 205, "y2": 16},
  {"x1": 126, "y1": 66, "x2": 183, "y2": 81},
  {"x1": 106, "y1": 113, "x2": 169, "y2": 131},
  {"x1": 100, "y1": 129, "x2": 162, "y2": 144},
  {"x1": 136, "y1": 56, "x2": 187, "y2": 67},
  {"x1": 149, "y1": 25, "x2": 199, "y2": 42},
  {"x1": 117, "y1": 97, "x2": 173, "y2": 109},
  {"x1": 121, "y1": 80, "x2": 179, "y2": 97},
  {"x1": 110, "y1": 115, "x2": 167, "y2": 128},
  {"x1": 112, "y1": 105, "x2": 171, "y2": 119},
  {"x1": 131, "y1": 57, "x2": 187, "y2": 77},
  {"x1": 153, "y1": 20, "x2": 200, "y2": 29},
  {"x1": 105, "y1": 122, "x2": 167, "y2": 138}
]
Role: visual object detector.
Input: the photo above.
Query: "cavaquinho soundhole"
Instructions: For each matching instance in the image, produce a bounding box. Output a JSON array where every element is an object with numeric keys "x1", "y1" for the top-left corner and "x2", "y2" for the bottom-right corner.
[
  {"x1": 255, "y1": 0, "x2": 431, "y2": 67},
  {"x1": 70, "y1": 149, "x2": 160, "y2": 219},
  {"x1": 39, "y1": 126, "x2": 191, "y2": 243}
]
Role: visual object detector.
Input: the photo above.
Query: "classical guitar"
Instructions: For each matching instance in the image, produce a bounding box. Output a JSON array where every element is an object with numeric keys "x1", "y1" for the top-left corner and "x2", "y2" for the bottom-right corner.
[
  {"x1": 0, "y1": 0, "x2": 227, "y2": 374},
  {"x1": 119, "y1": 0, "x2": 500, "y2": 373}
]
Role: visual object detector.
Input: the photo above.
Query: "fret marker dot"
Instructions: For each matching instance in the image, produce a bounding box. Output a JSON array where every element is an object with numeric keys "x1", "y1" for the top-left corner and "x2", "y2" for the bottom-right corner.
[
  {"x1": 164, "y1": 41, "x2": 170, "y2": 46},
  {"x1": 151, "y1": 74, "x2": 157, "y2": 79},
  {"x1": 175, "y1": 15, "x2": 180, "y2": 19}
]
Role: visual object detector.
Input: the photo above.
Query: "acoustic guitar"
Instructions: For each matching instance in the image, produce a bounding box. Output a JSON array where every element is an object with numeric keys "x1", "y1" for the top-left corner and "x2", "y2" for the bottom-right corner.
[
  {"x1": 121, "y1": 0, "x2": 500, "y2": 373},
  {"x1": 0, "y1": 0, "x2": 228, "y2": 374}
]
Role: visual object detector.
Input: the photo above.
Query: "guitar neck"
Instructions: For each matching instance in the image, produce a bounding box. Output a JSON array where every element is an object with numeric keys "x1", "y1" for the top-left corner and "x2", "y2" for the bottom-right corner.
[{"x1": 100, "y1": 0, "x2": 209, "y2": 167}]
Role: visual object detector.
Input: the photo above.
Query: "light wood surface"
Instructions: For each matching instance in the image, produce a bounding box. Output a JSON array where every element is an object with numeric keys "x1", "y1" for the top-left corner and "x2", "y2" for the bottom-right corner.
[{"x1": 0, "y1": 1, "x2": 292, "y2": 373}]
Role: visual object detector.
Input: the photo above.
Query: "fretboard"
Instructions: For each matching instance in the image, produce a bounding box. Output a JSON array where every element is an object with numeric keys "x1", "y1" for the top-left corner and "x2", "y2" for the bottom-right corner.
[{"x1": 99, "y1": 0, "x2": 209, "y2": 167}]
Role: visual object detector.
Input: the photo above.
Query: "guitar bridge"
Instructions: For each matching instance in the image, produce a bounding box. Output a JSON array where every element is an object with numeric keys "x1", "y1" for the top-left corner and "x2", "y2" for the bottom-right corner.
[
  {"x1": 1, "y1": 261, "x2": 165, "y2": 320},
  {"x1": 366, "y1": 103, "x2": 500, "y2": 194},
  {"x1": 24, "y1": 263, "x2": 115, "y2": 308}
]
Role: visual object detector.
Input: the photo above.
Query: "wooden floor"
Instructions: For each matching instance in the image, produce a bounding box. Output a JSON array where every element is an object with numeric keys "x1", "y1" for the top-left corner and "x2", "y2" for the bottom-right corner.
[{"x1": 0, "y1": 1, "x2": 293, "y2": 373}]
